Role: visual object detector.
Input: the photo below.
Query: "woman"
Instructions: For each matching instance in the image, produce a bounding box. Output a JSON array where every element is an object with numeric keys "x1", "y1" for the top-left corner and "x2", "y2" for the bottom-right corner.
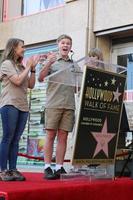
[{"x1": 0, "y1": 38, "x2": 38, "y2": 181}]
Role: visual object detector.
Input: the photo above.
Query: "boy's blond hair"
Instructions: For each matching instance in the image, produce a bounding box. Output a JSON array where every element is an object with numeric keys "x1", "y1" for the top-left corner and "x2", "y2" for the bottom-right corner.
[
  {"x1": 57, "y1": 34, "x2": 72, "y2": 44},
  {"x1": 88, "y1": 48, "x2": 103, "y2": 61}
]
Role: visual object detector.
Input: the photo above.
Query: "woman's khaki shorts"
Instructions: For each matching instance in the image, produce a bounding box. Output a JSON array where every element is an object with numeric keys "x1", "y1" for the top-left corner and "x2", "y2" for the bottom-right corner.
[{"x1": 45, "y1": 108, "x2": 75, "y2": 132}]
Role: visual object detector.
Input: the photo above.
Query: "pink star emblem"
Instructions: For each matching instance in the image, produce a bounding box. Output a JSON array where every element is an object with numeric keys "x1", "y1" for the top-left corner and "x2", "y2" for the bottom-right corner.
[
  {"x1": 113, "y1": 87, "x2": 122, "y2": 102},
  {"x1": 91, "y1": 118, "x2": 115, "y2": 158}
]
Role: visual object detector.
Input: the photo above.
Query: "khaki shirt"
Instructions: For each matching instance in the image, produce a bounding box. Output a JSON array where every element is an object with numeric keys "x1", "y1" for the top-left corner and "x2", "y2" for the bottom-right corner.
[
  {"x1": 45, "y1": 57, "x2": 75, "y2": 110},
  {"x1": 0, "y1": 60, "x2": 29, "y2": 112}
]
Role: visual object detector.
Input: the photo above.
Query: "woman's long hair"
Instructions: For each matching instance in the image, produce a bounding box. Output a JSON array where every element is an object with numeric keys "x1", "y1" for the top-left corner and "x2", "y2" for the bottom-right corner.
[{"x1": 1, "y1": 38, "x2": 24, "y2": 64}]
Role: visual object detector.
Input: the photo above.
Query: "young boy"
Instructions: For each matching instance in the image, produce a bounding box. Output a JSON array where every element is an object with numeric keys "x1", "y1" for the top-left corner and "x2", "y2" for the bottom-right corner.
[
  {"x1": 38, "y1": 34, "x2": 75, "y2": 180},
  {"x1": 88, "y1": 48, "x2": 104, "y2": 69}
]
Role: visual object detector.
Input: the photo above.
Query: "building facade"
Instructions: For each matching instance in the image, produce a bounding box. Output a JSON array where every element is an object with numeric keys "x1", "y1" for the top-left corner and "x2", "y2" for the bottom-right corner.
[
  {"x1": 0, "y1": 0, "x2": 90, "y2": 166},
  {"x1": 0, "y1": 0, "x2": 89, "y2": 59}
]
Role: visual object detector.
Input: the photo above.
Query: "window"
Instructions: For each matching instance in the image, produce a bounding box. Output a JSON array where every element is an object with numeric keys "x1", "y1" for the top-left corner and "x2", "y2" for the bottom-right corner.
[
  {"x1": 2, "y1": 0, "x2": 77, "y2": 21},
  {"x1": 2, "y1": 0, "x2": 65, "y2": 21},
  {"x1": 0, "y1": 0, "x2": 3, "y2": 22},
  {"x1": 23, "y1": 0, "x2": 65, "y2": 15}
]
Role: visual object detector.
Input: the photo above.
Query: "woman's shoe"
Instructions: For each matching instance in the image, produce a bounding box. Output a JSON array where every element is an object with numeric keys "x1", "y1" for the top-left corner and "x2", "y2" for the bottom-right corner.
[
  {"x1": 0, "y1": 170, "x2": 15, "y2": 181},
  {"x1": 9, "y1": 169, "x2": 26, "y2": 181}
]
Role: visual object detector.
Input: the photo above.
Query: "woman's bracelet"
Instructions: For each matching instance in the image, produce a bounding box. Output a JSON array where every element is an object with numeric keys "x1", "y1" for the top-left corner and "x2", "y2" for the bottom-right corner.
[{"x1": 31, "y1": 70, "x2": 36, "y2": 73}]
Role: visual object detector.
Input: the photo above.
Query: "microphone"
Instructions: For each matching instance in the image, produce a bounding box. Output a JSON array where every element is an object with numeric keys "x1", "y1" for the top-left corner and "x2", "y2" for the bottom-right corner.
[{"x1": 70, "y1": 50, "x2": 74, "y2": 60}]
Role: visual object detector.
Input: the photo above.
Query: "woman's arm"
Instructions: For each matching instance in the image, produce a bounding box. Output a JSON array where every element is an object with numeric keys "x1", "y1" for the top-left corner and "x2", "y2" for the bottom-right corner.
[
  {"x1": 28, "y1": 71, "x2": 36, "y2": 89},
  {"x1": 28, "y1": 56, "x2": 39, "y2": 89},
  {"x1": 9, "y1": 65, "x2": 31, "y2": 86},
  {"x1": 9, "y1": 56, "x2": 39, "y2": 88}
]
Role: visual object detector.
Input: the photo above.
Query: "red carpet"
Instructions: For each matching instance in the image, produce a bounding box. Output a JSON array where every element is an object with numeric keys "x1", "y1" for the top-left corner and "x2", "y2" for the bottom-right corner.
[{"x1": 0, "y1": 172, "x2": 133, "y2": 200}]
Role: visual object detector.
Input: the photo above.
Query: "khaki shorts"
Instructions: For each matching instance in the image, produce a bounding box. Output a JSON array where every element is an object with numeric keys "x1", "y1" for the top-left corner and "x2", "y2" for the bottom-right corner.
[{"x1": 45, "y1": 108, "x2": 75, "y2": 132}]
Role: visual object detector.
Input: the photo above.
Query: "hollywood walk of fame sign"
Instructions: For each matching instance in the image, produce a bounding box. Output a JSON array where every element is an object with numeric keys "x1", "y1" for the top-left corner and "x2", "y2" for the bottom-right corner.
[{"x1": 72, "y1": 65, "x2": 126, "y2": 165}]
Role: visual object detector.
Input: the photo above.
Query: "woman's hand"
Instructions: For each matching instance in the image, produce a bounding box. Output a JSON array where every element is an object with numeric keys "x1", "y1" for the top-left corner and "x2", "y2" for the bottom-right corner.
[{"x1": 26, "y1": 56, "x2": 39, "y2": 70}]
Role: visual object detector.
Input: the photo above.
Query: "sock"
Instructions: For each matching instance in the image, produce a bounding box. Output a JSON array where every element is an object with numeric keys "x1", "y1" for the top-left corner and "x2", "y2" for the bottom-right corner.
[
  {"x1": 44, "y1": 164, "x2": 51, "y2": 169},
  {"x1": 55, "y1": 164, "x2": 63, "y2": 171}
]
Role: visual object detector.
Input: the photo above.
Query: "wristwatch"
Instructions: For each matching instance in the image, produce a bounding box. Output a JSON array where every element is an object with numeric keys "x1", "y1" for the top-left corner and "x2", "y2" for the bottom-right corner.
[{"x1": 31, "y1": 70, "x2": 36, "y2": 73}]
